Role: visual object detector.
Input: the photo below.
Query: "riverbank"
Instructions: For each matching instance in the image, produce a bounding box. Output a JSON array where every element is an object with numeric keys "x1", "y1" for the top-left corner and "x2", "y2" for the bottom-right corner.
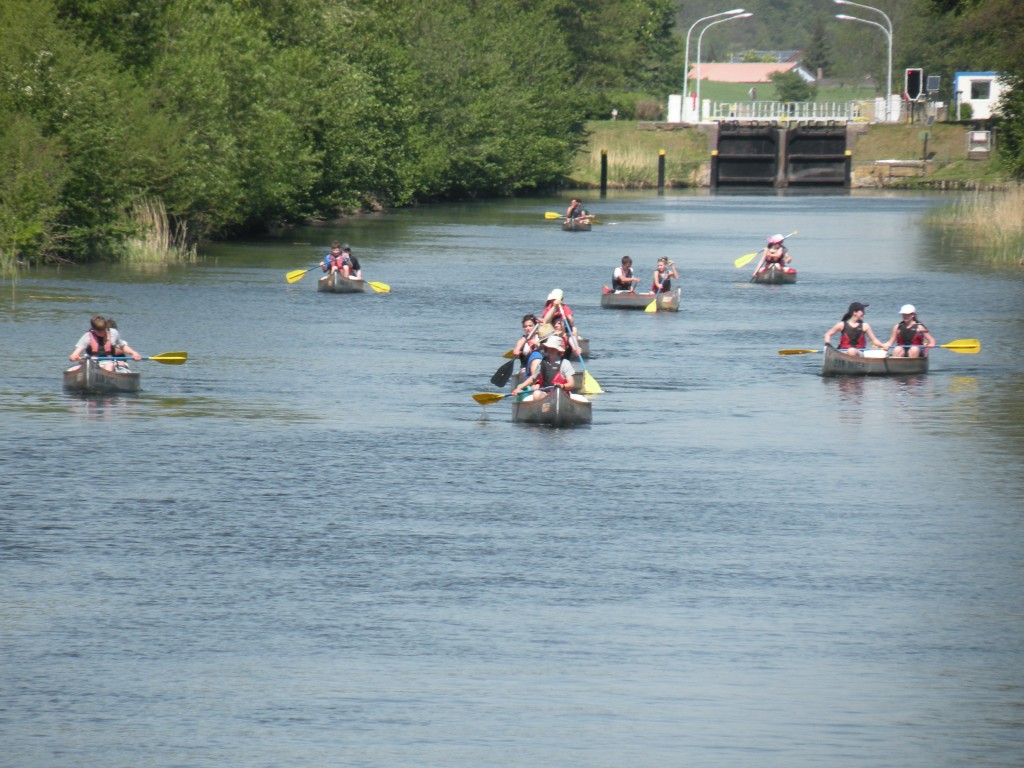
[{"x1": 568, "y1": 120, "x2": 1010, "y2": 190}]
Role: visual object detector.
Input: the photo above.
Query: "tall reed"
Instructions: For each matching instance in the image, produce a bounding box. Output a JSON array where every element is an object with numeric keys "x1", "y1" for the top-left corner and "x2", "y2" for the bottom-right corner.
[
  {"x1": 121, "y1": 197, "x2": 197, "y2": 265},
  {"x1": 929, "y1": 186, "x2": 1024, "y2": 265}
]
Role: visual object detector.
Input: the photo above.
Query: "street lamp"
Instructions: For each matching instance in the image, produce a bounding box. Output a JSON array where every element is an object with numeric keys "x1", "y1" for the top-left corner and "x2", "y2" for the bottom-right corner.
[
  {"x1": 695, "y1": 12, "x2": 753, "y2": 122},
  {"x1": 683, "y1": 8, "x2": 745, "y2": 122},
  {"x1": 834, "y1": 0, "x2": 893, "y2": 122}
]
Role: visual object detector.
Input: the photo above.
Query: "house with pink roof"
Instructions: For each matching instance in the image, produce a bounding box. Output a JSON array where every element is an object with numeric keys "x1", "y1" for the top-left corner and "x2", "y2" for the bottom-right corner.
[{"x1": 691, "y1": 62, "x2": 814, "y2": 83}]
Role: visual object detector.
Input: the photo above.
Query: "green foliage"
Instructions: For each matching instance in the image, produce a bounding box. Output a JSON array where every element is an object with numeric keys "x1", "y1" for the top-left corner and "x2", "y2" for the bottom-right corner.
[
  {"x1": 802, "y1": 20, "x2": 832, "y2": 78},
  {"x1": 740, "y1": 50, "x2": 777, "y2": 63},
  {"x1": 770, "y1": 70, "x2": 816, "y2": 102},
  {"x1": 0, "y1": 111, "x2": 67, "y2": 263}
]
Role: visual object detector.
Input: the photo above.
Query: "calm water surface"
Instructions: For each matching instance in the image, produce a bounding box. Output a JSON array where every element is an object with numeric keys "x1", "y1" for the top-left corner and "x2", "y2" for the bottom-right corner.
[{"x1": 2, "y1": 191, "x2": 1023, "y2": 767}]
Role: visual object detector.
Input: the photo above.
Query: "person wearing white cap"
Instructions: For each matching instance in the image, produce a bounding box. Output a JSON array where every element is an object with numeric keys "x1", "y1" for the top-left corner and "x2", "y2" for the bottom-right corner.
[
  {"x1": 824, "y1": 302, "x2": 886, "y2": 355},
  {"x1": 511, "y1": 334, "x2": 576, "y2": 401},
  {"x1": 538, "y1": 288, "x2": 580, "y2": 347},
  {"x1": 882, "y1": 304, "x2": 936, "y2": 358},
  {"x1": 752, "y1": 233, "x2": 792, "y2": 277}
]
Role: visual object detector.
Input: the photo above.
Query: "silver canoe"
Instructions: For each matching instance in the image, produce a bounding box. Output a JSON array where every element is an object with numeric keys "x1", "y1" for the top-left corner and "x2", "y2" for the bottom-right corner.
[
  {"x1": 63, "y1": 358, "x2": 141, "y2": 393},
  {"x1": 317, "y1": 273, "x2": 367, "y2": 293},
  {"x1": 561, "y1": 219, "x2": 592, "y2": 232},
  {"x1": 821, "y1": 344, "x2": 929, "y2": 377},
  {"x1": 510, "y1": 386, "x2": 592, "y2": 427},
  {"x1": 750, "y1": 267, "x2": 797, "y2": 284},
  {"x1": 600, "y1": 287, "x2": 681, "y2": 311}
]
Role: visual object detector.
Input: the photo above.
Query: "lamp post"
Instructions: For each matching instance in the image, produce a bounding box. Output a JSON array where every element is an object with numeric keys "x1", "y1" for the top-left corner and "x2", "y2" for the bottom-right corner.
[
  {"x1": 834, "y1": 0, "x2": 893, "y2": 122},
  {"x1": 695, "y1": 12, "x2": 753, "y2": 122},
  {"x1": 684, "y1": 8, "x2": 745, "y2": 122}
]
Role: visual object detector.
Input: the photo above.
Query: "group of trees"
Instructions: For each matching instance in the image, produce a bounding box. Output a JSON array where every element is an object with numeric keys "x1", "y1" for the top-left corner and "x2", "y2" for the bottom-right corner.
[
  {"x1": 0, "y1": 0, "x2": 679, "y2": 266},
  {"x1": 0, "y1": 0, "x2": 1020, "y2": 268}
]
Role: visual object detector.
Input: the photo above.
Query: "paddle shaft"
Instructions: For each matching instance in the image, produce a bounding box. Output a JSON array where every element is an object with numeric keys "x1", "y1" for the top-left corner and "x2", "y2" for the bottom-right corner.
[{"x1": 559, "y1": 310, "x2": 603, "y2": 394}]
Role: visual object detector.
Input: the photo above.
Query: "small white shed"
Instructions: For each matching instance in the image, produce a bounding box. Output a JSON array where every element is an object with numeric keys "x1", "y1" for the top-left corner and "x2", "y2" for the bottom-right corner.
[{"x1": 954, "y1": 72, "x2": 1005, "y2": 120}]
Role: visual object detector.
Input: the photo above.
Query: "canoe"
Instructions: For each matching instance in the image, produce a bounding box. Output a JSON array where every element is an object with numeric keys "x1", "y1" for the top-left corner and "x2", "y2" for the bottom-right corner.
[
  {"x1": 63, "y1": 358, "x2": 141, "y2": 394},
  {"x1": 510, "y1": 369, "x2": 586, "y2": 394},
  {"x1": 561, "y1": 218, "x2": 592, "y2": 232},
  {"x1": 511, "y1": 386, "x2": 592, "y2": 427},
  {"x1": 820, "y1": 344, "x2": 929, "y2": 377},
  {"x1": 600, "y1": 286, "x2": 681, "y2": 311},
  {"x1": 751, "y1": 267, "x2": 797, "y2": 284},
  {"x1": 317, "y1": 272, "x2": 366, "y2": 293}
]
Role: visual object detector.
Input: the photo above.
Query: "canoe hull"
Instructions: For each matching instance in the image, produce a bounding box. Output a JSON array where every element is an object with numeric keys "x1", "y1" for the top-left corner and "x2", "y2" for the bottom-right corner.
[
  {"x1": 751, "y1": 267, "x2": 797, "y2": 284},
  {"x1": 600, "y1": 287, "x2": 681, "y2": 311},
  {"x1": 511, "y1": 387, "x2": 592, "y2": 427},
  {"x1": 820, "y1": 344, "x2": 929, "y2": 377},
  {"x1": 561, "y1": 219, "x2": 592, "y2": 232},
  {"x1": 63, "y1": 359, "x2": 141, "y2": 393},
  {"x1": 317, "y1": 273, "x2": 366, "y2": 293}
]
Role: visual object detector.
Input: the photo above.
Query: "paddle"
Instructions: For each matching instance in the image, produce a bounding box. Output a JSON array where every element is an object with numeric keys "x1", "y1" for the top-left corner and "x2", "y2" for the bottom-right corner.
[
  {"x1": 88, "y1": 351, "x2": 189, "y2": 365},
  {"x1": 544, "y1": 211, "x2": 564, "y2": 220},
  {"x1": 560, "y1": 311, "x2": 603, "y2": 395},
  {"x1": 778, "y1": 339, "x2": 981, "y2": 356},
  {"x1": 736, "y1": 230, "x2": 798, "y2": 269},
  {"x1": 491, "y1": 358, "x2": 515, "y2": 387},
  {"x1": 366, "y1": 281, "x2": 391, "y2": 293},
  {"x1": 286, "y1": 265, "x2": 321, "y2": 283},
  {"x1": 473, "y1": 386, "x2": 553, "y2": 406}
]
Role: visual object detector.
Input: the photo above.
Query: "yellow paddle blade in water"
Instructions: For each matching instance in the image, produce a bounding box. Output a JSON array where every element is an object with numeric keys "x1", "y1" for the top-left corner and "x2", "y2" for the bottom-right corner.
[
  {"x1": 367, "y1": 281, "x2": 391, "y2": 293},
  {"x1": 778, "y1": 348, "x2": 821, "y2": 356},
  {"x1": 581, "y1": 371, "x2": 604, "y2": 395},
  {"x1": 472, "y1": 392, "x2": 510, "y2": 405}
]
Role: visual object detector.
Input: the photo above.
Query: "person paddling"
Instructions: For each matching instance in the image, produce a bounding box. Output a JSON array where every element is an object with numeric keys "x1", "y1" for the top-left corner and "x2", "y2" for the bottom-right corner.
[
  {"x1": 70, "y1": 315, "x2": 141, "y2": 371},
  {"x1": 753, "y1": 233, "x2": 793, "y2": 276},
  {"x1": 612, "y1": 256, "x2": 640, "y2": 292},
  {"x1": 511, "y1": 335, "x2": 576, "y2": 401},
  {"x1": 651, "y1": 257, "x2": 678, "y2": 293},
  {"x1": 882, "y1": 304, "x2": 936, "y2": 358},
  {"x1": 824, "y1": 302, "x2": 885, "y2": 356}
]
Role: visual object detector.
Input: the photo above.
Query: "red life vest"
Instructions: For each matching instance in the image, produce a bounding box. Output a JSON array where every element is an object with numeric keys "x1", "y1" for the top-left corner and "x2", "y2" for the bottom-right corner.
[
  {"x1": 896, "y1": 320, "x2": 925, "y2": 346},
  {"x1": 86, "y1": 330, "x2": 114, "y2": 357},
  {"x1": 838, "y1": 321, "x2": 866, "y2": 349}
]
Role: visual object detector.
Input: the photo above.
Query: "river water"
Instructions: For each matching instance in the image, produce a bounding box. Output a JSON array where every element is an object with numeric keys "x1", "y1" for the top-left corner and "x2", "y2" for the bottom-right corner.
[{"x1": 2, "y1": 190, "x2": 1023, "y2": 768}]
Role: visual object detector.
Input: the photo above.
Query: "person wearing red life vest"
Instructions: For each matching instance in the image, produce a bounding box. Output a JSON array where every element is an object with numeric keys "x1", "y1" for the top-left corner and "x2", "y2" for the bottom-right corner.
[
  {"x1": 824, "y1": 302, "x2": 886, "y2": 355},
  {"x1": 511, "y1": 335, "x2": 575, "y2": 401},
  {"x1": 69, "y1": 315, "x2": 141, "y2": 370},
  {"x1": 882, "y1": 304, "x2": 936, "y2": 358}
]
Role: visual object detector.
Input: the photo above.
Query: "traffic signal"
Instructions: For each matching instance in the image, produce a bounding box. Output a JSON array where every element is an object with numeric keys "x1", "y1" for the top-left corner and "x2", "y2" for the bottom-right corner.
[{"x1": 905, "y1": 68, "x2": 923, "y2": 101}]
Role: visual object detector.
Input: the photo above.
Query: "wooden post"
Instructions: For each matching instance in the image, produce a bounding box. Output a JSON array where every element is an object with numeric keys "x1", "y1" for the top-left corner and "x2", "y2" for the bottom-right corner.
[
  {"x1": 657, "y1": 149, "x2": 665, "y2": 195},
  {"x1": 844, "y1": 149, "x2": 852, "y2": 189},
  {"x1": 600, "y1": 149, "x2": 608, "y2": 198},
  {"x1": 710, "y1": 150, "x2": 719, "y2": 189}
]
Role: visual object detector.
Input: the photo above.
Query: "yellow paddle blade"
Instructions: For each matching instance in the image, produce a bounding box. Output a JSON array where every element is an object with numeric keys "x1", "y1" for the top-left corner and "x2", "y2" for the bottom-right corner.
[
  {"x1": 286, "y1": 267, "x2": 312, "y2": 283},
  {"x1": 503, "y1": 349, "x2": 516, "y2": 359},
  {"x1": 581, "y1": 371, "x2": 604, "y2": 395},
  {"x1": 778, "y1": 348, "x2": 821, "y2": 356},
  {"x1": 544, "y1": 211, "x2": 563, "y2": 219},
  {"x1": 148, "y1": 351, "x2": 189, "y2": 364},
  {"x1": 940, "y1": 338, "x2": 981, "y2": 353},
  {"x1": 367, "y1": 281, "x2": 391, "y2": 293},
  {"x1": 472, "y1": 392, "x2": 508, "y2": 405},
  {"x1": 644, "y1": 298, "x2": 658, "y2": 313},
  {"x1": 734, "y1": 252, "x2": 758, "y2": 269}
]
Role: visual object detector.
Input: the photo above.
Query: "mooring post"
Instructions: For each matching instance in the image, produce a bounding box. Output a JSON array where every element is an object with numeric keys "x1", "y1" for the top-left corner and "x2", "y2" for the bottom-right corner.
[
  {"x1": 600, "y1": 149, "x2": 608, "y2": 198},
  {"x1": 657, "y1": 150, "x2": 665, "y2": 195},
  {"x1": 710, "y1": 149, "x2": 719, "y2": 189}
]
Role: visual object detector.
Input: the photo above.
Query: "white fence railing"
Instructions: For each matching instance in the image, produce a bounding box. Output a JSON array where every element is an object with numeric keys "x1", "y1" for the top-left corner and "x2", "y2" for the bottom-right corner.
[{"x1": 707, "y1": 100, "x2": 863, "y2": 122}]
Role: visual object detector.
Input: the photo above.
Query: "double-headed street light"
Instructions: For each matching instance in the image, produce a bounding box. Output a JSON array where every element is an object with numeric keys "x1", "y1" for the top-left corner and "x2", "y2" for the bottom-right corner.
[
  {"x1": 835, "y1": 0, "x2": 893, "y2": 122},
  {"x1": 683, "y1": 8, "x2": 745, "y2": 121},
  {"x1": 695, "y1": 12, "x2": 754, "y2": 122}
]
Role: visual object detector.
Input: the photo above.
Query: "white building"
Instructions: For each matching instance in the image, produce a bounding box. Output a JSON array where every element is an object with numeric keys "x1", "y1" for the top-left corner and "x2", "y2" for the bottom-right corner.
[{"x1": 954, "y1": 72, "x2": 1005, "y2": 120}]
